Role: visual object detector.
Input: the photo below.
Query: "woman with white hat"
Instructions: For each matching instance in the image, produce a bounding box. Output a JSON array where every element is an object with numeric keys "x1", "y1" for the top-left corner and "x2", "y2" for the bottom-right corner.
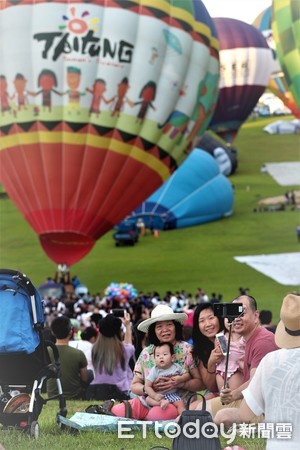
[
  {"x1": 111, "y1": 303, "x2": 202, "y2": 420},
  {"x1": 214, "y1": 293, "x2": 300, "y2": 449}
]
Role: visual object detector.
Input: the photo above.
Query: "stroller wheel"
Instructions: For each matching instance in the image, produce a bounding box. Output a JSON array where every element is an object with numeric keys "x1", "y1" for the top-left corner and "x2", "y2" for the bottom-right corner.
[{"x1": 29, "y1": 421, "x2": 39, "y2": 439}]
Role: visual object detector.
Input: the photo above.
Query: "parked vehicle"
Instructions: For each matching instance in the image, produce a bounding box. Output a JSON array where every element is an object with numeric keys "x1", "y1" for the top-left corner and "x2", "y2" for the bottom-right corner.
[{"x1": 113, "y1": 220, "x2": 139, "y2": 247}]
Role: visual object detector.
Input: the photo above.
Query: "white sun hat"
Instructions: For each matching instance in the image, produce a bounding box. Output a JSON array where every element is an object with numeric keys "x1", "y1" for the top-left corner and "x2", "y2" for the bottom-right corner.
[{"x1": 137, "y1": 304, "x2": 187, "y2": 333}]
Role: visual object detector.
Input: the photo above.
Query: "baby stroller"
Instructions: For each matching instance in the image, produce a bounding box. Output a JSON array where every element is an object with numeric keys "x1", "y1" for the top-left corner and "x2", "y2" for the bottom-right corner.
[{"x1": 0, "y1": 269, "x2": 67, "y2": 438}]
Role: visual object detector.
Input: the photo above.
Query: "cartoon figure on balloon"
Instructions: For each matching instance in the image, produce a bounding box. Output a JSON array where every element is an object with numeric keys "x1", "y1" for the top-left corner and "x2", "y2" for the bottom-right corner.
[
  {"x1": 130, "y1": 81, "x2": 157, "y2": 123},
  {"x1": 109, "y1": 77, "x2": 133, "y2": 117},
  {"x1": 31, "y1": 69, "x2": 62, "y2": 113},
  {"x1": 0, "y1": 75, "x2": 17, "y2": 117},
  {"x1": 86, "y1": 78, "x2": 113, "y2": 117},
  {"x1": 11, "y1": 73, "x2": 33, "y2": 113},
  {"x1": 61, "y1": 66, "x2": 86, "y2": 115}
]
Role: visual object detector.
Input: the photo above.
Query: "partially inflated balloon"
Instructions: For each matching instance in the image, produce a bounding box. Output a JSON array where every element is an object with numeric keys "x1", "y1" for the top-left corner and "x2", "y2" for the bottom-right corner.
[
  {"x1": 128, "y1": 149, "x2": 234, "y2": 230},
  {"x1": 253, "y1": 5, "x2": 300, "y2": 118},
  {"x1": 0, "y1": 0, "x2": 219, "y2": 266},
  {"x1": 209, "y1": 18, "x2": 273, "y2": 143},
  {"x1": 272, "y1": 0, "x2": 300, "y2": 111},
  {"x1": 194, "y1": 132, "x2": 238, "y2": 176}
]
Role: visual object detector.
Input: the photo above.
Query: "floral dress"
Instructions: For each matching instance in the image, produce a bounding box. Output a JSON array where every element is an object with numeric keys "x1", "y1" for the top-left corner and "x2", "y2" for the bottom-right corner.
[{"x1": 134, "y1": 340, "x2": 197, "y2": 401}]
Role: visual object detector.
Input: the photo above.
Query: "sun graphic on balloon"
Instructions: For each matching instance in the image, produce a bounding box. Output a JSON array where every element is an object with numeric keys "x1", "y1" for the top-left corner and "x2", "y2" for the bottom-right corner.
[{"x1": 59, "y1": 6, "x2": 99, "y2": 35}]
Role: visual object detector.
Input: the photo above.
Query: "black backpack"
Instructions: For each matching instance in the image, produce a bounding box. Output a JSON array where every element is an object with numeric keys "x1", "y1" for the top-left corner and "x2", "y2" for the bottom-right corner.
[{"x1": 171, "y1": 393, "x2": 222, "y2": 450}]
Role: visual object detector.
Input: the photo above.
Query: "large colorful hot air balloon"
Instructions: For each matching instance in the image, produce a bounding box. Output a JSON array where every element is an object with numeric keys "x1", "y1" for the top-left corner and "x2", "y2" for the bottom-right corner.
[
  {"x1": 128, "y1": 149, "x2": 234, "y2": 230},
  {"x1": 272, "y1": 0, "x2": 300, "y2": 112},
  {"x1": 0, "y1": 0, "x2": 219, "y2": 266},
  {"x1": 253, "y1": 5, "x2": 300, "y2": 118},
  {"x1": 208, "y1": 18, "x2": 273, "y2": 143}
]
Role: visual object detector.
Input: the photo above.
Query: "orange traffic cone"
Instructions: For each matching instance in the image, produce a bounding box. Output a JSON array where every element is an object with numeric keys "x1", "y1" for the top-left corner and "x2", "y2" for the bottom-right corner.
[{"x1": 153, "y1": 229, "x2": 159, "y2": 238}]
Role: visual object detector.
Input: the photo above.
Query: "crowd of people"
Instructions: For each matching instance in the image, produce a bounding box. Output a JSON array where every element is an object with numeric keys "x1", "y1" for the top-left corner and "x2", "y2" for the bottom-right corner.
[{"x1": 42, "y1": 279, "x2": 300, "y2": 448}]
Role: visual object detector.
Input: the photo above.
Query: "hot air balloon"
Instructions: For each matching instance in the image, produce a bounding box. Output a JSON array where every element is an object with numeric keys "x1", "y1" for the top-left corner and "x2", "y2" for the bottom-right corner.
[
  {"x1": 272, "y1": 0, "x2": 300, "y2": 112},
  {"x1": 253, "y1": 5, "x2": 300, "y2": 118},
  {"x1": 208, "y1": 18, "x2": 273, "y2": 143},
  {"x1": 0, "y1": 0, "x2": 219, "y2": 267},
  {"x1": 194, "y1": 132, "x2": 238, "y2": 176},
  {"x1": 128, "y1": 149, "x2": 234, "y2": 230}
]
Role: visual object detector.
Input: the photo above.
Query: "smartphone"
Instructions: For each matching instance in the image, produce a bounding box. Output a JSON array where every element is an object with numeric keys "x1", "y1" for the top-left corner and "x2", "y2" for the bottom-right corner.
[
  {"x1": 216, "y1": 332, "x2": 228, "y2": 355},
  {"x1": 111, "y1": 308, "x2": 125, "y2": 318}
]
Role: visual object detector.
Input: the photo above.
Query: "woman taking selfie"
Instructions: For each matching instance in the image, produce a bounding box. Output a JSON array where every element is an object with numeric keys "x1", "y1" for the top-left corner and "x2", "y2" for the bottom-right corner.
[
  {"x1": 191, "y1": 303, "x2": 225, "y2": 395},
  {"x1": 111, "y1": 304, "x2": 202, "y2": 420}
]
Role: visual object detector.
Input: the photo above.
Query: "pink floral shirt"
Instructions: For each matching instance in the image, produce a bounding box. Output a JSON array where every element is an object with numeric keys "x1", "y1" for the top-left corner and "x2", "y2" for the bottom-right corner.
[{"x1": 134, "y1": 341, "x2": 197, "y2": 399}]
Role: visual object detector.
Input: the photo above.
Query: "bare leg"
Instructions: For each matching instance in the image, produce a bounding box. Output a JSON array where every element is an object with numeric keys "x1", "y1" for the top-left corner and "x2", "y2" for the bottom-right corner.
[
  {"x1": 216, "y1": 373, "x2": 224, "y2": 392},
  {"x1": 160, "y1": 399, "x2": 170, "y2": 410},
  {"x1": 227, "y1": 372, "x2": 244, "y2": 390},
  {"x1": 146, "y1": 397, "x2": 161, "y2": 407},
  {"x1": 172, "y1": 399, "x2": 185, "y2": 415}
]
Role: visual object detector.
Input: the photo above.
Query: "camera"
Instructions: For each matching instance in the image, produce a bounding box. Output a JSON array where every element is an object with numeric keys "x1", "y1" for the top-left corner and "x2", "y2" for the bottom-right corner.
[
  {"x1": 111, "y1": 308, "x2": 125, "y2": 318},
  {"x1": 213, "y1": 302, "x2": 244, "y2": 319}
]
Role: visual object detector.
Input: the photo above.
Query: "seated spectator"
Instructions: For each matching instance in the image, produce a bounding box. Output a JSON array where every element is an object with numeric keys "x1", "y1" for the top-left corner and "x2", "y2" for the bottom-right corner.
[
  {"x1": 191, "y1": 303, "x2": 225, "y2": 397},
  {"x1": 191, "y1": 295, "x2": 278, "y2": 419},
  {"x1": 214, "y1": 293, "x2": 300, "y2": 449},
  {"x1": 47, "y1": 316, "x2": 88, "y2": 399},
  {"x1": 259, "y1": 309, "x2": 276, "y2": 333},
  {"x1": 133, "y1": 318, "x2": 148, "y2": 361},
  {"x1": 71, "y1": 275, "x2": 81, "y2": 289},
  {"x1": 111, "y1": 304, "x2": 202, "y2": 420},
  {"x1": 69, "y1": 326, "x2": 98, "y2": 381},
  {"x1": 145, "y1": 342, "x2": 191, "y2": 415},
  {"x1": 182, "y1": 325, "x2": 193, "y2": 344},
  {"x1": 87, "y1": 311, "x2": 134, "y2": 400},
  {"x1": 215, "y1": 320, "x2": 245, "y2": 392}
]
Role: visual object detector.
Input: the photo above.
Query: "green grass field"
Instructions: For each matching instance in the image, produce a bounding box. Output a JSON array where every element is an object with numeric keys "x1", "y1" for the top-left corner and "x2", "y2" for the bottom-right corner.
[
  {"x1": 0, "y1": 400, "x2": 267, "y2": 450},
  {"x1": 1, "y1": 116, "x2": 299, "y2": 322},
  {"x1": 0, "y1": 116, "x2": 299, "y2": 448}
]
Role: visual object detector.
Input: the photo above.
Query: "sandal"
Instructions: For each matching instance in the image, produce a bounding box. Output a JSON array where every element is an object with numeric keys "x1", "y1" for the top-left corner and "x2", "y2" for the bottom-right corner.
[{"x1": 85, "y1": 399, "x2": 115, "y2": 416}]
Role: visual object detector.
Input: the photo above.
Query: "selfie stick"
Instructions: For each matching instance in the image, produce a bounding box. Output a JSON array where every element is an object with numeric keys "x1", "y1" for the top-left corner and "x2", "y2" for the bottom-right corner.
[{"x1": 223, "y1": 320, "x2": 233, "y2": 389}]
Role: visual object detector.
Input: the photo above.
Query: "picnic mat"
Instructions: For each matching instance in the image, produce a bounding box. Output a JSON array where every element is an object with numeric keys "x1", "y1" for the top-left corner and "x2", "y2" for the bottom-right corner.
[{"x1": 57, "y1": 412, "x2": 174, "y2": 432}]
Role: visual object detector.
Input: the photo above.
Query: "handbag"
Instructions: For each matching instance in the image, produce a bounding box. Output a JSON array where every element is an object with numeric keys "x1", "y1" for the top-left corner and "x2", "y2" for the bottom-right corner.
[{"x1": 171, "y1": 393, "x2": 222, "y2": 450}]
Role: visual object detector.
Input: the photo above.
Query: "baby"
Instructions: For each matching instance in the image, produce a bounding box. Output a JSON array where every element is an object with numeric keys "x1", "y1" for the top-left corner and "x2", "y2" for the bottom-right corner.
[
  {"x1": 145, "y1": 342, "x2": 191, "y2": 414},
  {"x1": 215, "y1": 320, "x2": 245, "y2": 391}
]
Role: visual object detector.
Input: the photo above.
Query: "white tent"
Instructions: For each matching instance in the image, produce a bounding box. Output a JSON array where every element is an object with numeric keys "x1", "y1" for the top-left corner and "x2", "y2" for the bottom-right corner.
[
  {"x1": 264, "y1": 119, "x2": 300, "y2": 134},
  {"x1": 264, "y1": 162, "x2": 300, "y2": 186},
  {"x1": 234, "y1": 253, "x2": 300, "y2": 286}
]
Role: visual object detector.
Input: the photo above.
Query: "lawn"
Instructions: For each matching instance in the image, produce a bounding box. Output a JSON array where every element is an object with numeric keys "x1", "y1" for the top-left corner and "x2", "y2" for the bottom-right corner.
[
  {"x1": 0, "y1": 400, "x2": 267, "y2": 450},
  {"x1": 0, "y1": 115, "x2": 299, "y2": 448},
  {"x1": 0, "y1": 115, "x2": 299, "y2": 322}
]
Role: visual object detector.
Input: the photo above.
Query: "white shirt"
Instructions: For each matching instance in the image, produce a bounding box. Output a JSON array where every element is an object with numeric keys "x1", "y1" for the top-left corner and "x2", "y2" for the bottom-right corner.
[
  {"x1": 243, "y1": 348, "x2": 300, "y2": 449},
  {"x1": 169, "y1": 296, "x2": 178, "y2": 311},
  {"x1": 69, "y1": 340, "x2": 93, "y2": 373}
]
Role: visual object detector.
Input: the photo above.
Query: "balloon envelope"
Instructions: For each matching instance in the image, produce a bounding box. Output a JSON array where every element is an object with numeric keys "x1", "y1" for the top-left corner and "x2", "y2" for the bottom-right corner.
[
  {"x1": 128, "y1": 149, "x2": 234, "y2": 230},
  {"x1": 271, "y1": 0, "x2": 300, "y2": 112},
  {"x1": 253, "y1": 5, "x2": 300, "y2": 118},
  {"x1": 194, "y1": 132, "x2": 238, "y2": 176},
  {"x1": 0, "y1": 0, "x2": 219, "y2": 266},
  {"x1": 209, "y1": 18, "x2": 273, "y2": 143}
]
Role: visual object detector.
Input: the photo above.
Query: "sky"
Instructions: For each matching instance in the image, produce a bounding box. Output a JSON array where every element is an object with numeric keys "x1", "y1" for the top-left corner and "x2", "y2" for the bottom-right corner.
[{"x1": 201, "y1": 0, "x2": 272, "y2": 25}]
